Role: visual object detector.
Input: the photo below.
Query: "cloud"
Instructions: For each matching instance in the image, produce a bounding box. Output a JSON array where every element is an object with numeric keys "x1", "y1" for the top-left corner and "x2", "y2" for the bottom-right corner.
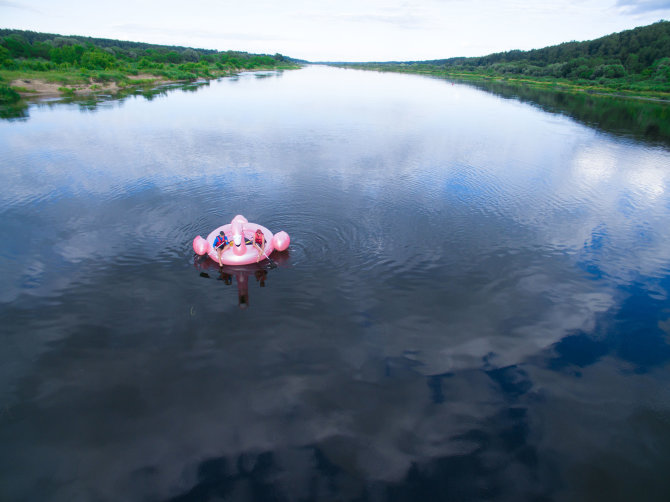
[
  {"x1": 332, "y1": 11, "x2": 432, "y2": 30},
  {"x1": 112, "y1": 23, "x2": 287, "y2": 43},
  {"x1": 298, "y1": 2, "x2": 436, "y2": 31},
  {"x1": 0, "y1": 0, "x2": 41, "y2": 12},
  {"x1": 616, "y1": 0, "x2": 670, "y2": 14}
]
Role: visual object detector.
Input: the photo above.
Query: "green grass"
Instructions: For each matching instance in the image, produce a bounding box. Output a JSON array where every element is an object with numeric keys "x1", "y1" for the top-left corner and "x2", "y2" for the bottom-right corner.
[
  {"x1": 0, "y1": 83, "x2": 20, "y2": 103},
  {"x1": 342, "y1": 64, "x2": 670, "y2": 101},
  {"x1": 1, "y1": 61, "x2": 302, "y2": 102},
  {"x1": 7, "y1": 85, "x2": 33, "y2": 93}
]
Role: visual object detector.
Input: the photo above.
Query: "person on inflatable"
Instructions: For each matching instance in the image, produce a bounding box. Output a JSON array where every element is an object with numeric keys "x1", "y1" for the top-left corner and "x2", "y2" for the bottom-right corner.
[
  {"x1": 213, "y1": 230, "x2": 231, "y2": 267},
  {"x1": 252, "y1": 228, "x2": 266, "y2": 262}
]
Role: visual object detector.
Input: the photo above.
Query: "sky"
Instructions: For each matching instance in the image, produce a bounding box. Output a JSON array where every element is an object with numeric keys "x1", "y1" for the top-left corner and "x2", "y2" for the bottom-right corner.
[{"x1": 1, "y1": 0, "x2": 669, "y2": 62}]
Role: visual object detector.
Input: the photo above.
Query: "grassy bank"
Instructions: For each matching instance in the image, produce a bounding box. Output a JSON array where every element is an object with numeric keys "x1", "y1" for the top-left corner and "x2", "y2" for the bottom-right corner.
[
  {"x1": 0, "y1": 29, "x2": 303, "y2": 103},
  {"x1": 1, "y1": 62, "x2": 298, "y2": 102},
  {"x1": 334, "y1": 64, "x2": 670, "y2": 101},
  {"x1": 1, "y1": 61, "x2": 302, "y2": 103}
]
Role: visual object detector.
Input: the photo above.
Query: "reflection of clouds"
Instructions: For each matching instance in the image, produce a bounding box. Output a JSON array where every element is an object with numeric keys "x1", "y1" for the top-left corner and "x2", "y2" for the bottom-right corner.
[
  {"x1": 0, "y1": 79, "x2": 297, "y2": 210},
  {"x1": 525, "y1": 356, "x2": 670, "y2": 500},
  {"x1": 497, "y1": 139, "x2": 670, "y2": 283},
  {"x1": 369, "y1": 258, "x2": 616, "y2": 377},
  {"x1": 4, "y1": 308, "x2": 668, "y2": 500},
  {"x1": 0, "y1": 189, "x2": 202, "y2": 304},
  {"x1": 0, "y1": 303, "x2": 507, "y2": 499},
  {"x1": 9, "y1": 268, "x2": 651, "y2": 501},
  {"x1": 572, "y1": 143, "x2": 668, "y2": 202},
  {"x1": 572, "y1": 144, "x2": 615, "y2": 185},
  {"x1": 3, "y1": 246, "x2": 598, "y2": 499},
  {"x1": 627, "y1": 163, "x2": 666, "y2": 199},
  {"x1": 3, "y1": 67, "x2": 670, "y2": 500}
]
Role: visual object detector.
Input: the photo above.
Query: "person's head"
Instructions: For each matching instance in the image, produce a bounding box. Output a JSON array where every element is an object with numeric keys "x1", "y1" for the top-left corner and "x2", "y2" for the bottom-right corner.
[
  {"x1": 256, "y1": 229, "x2": 262, "y2": 235},
  {"x1": 220, "y1": 231, "x2": 225, "y2": 236}
]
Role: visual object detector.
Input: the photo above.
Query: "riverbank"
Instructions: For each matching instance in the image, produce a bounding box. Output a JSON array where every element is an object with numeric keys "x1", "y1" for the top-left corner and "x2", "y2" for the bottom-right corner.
[
  {"x1": 442, "y1": 72, "x2": 670, "y2": 102},
  {"x1": 332, "y1": 65, "x2": 670, "y2": 102},
  {"x1": 9, "y1": 73, "x2": 169, "y2": 98},
  {"x1": 2, "y1": 65, "x2": 300, "y2": 101}
]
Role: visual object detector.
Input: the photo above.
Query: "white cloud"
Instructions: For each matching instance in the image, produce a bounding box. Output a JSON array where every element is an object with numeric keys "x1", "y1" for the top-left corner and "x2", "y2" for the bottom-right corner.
[
  {"x1": 616, "y1": 0, "x2": 670, "y2": 14},
  {"x1": 0, "y1": 1, "x2": 668, "y2": 61},
  {"x1": 0, "y1": 0, "x2": 38, "y2": 10}
]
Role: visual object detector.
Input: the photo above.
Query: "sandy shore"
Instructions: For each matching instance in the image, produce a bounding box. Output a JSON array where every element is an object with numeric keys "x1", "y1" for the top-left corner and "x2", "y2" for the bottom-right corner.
[{"x1": 10, "y1": 74, "x2": 167, "y2": 98}]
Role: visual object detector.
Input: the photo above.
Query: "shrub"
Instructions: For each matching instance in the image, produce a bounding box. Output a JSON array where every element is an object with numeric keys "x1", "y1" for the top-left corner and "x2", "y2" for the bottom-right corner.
[
  {"x1": 0, "y1": 84, "x2": 21, "y2": 104},
  {"x1": 94, "y1": 72, "x2": 113, "y2": 82},
  {"x1": 182, "y1": 49, "x2": 200, "y2": 62},
  {"x1": 574, "y1": 65, "x2": 593, "y2": 79},
  {"x1": 165, "y1": 51, "x2": 182, "y2": 64},
  {"x1": 652, "y1": 58, "x2": 670, "y2": 82},
  {"x1": 604, "y1": 64, "x2": 626, "y2": 78},
  {"x1": 80, "y1": 50, "x2": 116, "y2": 70},
  {"x1": 21, "y1": 59, "x2": 51, "y2": 71},
  {"x1": 1, "y1": 58, "x2": 17, "y2": 69}
]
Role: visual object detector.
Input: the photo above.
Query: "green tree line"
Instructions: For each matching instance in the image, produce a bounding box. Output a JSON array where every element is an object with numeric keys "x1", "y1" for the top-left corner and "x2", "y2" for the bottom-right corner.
[
  {"x1": 0, "y1": 29, "x2": 302, "y2": 68},
  {"x1": 0, "y1": 29, "x2": 303, "y2": 103},
  {"x1": 335, "y1": 21, "x2": 670, "y2": 97},
  {"x1": 0, "y1": 29, "x2": 301, "y2": 68}
]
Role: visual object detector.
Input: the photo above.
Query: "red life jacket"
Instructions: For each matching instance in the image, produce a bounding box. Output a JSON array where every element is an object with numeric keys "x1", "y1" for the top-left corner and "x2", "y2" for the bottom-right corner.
[
  {"x1": 255, "y1": 232, "x2": 264, "y2": 245},
  {"x1": 214, "y1": 235, "x2": 228, "y2": 249}
]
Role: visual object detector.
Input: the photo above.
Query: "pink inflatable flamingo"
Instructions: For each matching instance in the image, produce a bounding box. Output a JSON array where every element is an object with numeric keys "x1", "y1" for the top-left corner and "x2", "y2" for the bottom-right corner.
[{"x1": 192, "y1": 214, "x2": 290, "y2": 266}]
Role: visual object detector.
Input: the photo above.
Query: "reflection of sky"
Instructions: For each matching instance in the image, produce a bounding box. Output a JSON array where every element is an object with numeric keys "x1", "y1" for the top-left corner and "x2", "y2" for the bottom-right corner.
[
  {"x1": 2, "y1": 67, "x2": 669, "y2": 361},
  {"x1": 2, "y1": 66, "x2": 670, "y2": 500},
  {"x1": 2, "y1": 66, "x2": 669, "y2": 370}
]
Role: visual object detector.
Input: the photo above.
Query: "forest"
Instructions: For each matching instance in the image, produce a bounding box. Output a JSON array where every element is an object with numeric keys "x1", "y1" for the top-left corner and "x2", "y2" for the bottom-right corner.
[
  {"x1": 334, "y1": 21, "x2": 670, "y2": 98},
  {"x1": 0, "y1": 29, "x2": 304, "y2": 103},
  {"x1": 2, "y1": 22, "x2": 669, "y2": 104}
]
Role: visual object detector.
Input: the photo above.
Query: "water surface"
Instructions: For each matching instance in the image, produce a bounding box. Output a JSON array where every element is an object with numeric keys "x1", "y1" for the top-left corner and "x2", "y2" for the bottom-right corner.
[{"x1": 1, "y1": 66, "x2": 670, "y2": 501}]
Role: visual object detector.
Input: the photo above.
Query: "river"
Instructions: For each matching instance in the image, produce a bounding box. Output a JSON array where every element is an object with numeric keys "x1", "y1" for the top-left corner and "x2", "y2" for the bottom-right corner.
[{"x1": 1, "y1": 65, "x2": 670, "y2": 501}]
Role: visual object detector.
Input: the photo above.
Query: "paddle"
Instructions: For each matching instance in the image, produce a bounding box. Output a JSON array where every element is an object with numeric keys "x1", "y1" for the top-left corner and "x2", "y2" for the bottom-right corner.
[
  {"x1": 262, "y1": 249, "x2": 278, "y2": 269},
  {"x1": 251, "y1": 231, "x2": 276, "y2": 268}
]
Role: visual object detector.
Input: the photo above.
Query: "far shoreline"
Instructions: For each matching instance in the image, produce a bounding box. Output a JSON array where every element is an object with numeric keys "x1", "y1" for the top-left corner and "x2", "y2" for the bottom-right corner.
[{"x1": 328, "y1": 64, "x2": 670, "y2": 103}]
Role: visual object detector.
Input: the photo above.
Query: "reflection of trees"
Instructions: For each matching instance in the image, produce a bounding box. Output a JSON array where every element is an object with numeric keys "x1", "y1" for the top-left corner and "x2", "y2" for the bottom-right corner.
[
  {"x1": 459, "y1": 79, "x2": 670, "y2": 146},
  {"x1": 0, "y1": 81, "x2": 208, "y2": 120},
  {"x1": 138, "y1": 87, "x2": 169, "y2": 101},
  {"x1": 0, "y1": 102, "x2": 29, "y2": 120},
  {"x1": 181, "y1": 81, "x2": 210, "y2": 93},
  {"x1": 253, "y1": 71, "x2": 283, "y2": 79}
]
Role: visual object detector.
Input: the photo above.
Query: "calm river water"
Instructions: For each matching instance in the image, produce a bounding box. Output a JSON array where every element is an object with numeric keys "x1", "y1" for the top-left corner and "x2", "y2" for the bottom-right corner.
[{"x1": 1, "y1": 65, "x2": 670, "y2": 501}]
